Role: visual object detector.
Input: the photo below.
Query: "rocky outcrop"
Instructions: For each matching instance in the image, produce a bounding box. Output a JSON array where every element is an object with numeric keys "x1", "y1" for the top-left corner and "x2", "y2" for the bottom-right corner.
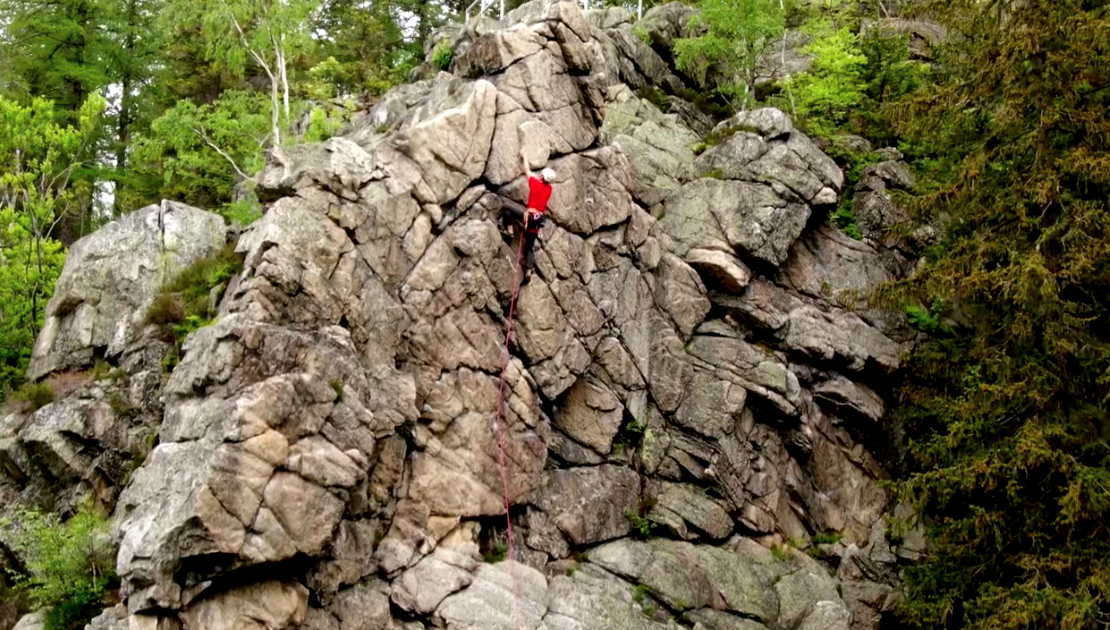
[
  {"x1": 28, "y1": 201, "x2": 228, "y2": 381},
  {"x1": 0, "y1": 1, "x2": 924, "y2": 630}
]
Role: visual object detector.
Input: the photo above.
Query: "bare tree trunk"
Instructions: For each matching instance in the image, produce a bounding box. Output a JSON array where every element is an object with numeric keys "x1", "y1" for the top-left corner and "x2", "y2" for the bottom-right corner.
[{"x1": 278, "y1": 35, "x2": 290, "y2": 127}]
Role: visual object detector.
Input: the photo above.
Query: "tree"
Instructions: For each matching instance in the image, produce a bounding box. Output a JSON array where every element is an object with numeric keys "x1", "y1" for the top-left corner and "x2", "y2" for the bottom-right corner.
[
  {"x1": 673, "y1": 0, "x2": 785, "y2": 110},
  {"x1": 883, "y1": 1, "x2": 1110, "y2": 628},
  {"x1": 163, "y1": 0, "x2": 319, "y2": 145},
  {"x1": 309, "y1": 0, "x2": 417, "y2": 97},
  {"x1": 132, "y1": 90, "x2": 270, "y2": 214},
  {"x1": 0, "y1": 96, "x2": 104, "y2": 396},
  {"x1": 780, "y1": 25, "x2": 866, "y2": 138}
]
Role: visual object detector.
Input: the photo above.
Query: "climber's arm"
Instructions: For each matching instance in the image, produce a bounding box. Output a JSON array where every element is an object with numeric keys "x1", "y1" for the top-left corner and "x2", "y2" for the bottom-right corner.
[{"x1": 519, "y1": 148, "x2": 532, "y2": 180}]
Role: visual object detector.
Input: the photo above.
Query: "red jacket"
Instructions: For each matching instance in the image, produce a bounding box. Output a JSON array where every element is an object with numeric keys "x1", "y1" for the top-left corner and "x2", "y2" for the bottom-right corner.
[{"x1": 526, "y1": 176, "x2": 553, "y2": 214}]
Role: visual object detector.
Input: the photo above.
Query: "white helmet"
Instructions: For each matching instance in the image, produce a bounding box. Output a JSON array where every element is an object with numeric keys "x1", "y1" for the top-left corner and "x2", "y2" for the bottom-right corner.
[{"x1": 541, "y1": 167, "x2": 557, "y2": 183}]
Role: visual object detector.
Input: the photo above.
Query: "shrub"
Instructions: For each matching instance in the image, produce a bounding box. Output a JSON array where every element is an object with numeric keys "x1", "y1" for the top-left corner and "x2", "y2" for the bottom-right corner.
[
  {"x1": 624, "y1": 509, "x2": 657, "y2": 539},
  {"x1": 146, "y1": 243, "x2": 243, "y2": 373},
  {"x1": 432, "y1": 41, "x2": 453, "y2": 71},
  {"x1": 11, "y1": 382, "x2": 55, "y2": 412},
  {"x1": 0, "y1": 499, "x2": 117, "y2": 630},
  {"x1": 482, "y1": 542, "x2": 508, "y2": 563},
  {"x1": 812, "y1": 531, "x2": 844, "y2": 545}
]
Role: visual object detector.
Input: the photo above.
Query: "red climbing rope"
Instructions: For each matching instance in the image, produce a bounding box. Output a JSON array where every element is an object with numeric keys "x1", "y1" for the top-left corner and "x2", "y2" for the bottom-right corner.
[{"x1": 493, "y1": 216, "x2": 530, "y2": 630}]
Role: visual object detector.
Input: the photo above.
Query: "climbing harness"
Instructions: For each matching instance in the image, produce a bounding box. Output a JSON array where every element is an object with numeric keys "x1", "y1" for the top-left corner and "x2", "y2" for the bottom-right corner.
[{"x1": 493, "y1": 214, "x2": 529, "y2": 630}]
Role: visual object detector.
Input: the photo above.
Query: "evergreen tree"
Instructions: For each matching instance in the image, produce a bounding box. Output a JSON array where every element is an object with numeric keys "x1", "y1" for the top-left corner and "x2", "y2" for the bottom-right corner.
[
  {"x1": 885, "y1": 1, "x2": 1110, "y2": 628},
  {"x1": 0, "y1": 96, "x2": 104, "y2": 398}
]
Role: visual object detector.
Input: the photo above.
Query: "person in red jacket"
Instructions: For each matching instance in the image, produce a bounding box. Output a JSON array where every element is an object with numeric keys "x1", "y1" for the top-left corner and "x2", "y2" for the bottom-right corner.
[{"x1": 498, "y1": 148, "x2": 555, "y2": 273}]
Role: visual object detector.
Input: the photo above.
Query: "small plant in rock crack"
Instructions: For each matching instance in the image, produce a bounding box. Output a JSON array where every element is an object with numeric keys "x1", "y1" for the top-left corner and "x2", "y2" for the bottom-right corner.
[
  {"x1": 770, "y1": 543, "x2": 787, "y2": 561},
  {"x1": 812, "y1": 531, "x2": 844, "y2": 545},
  {"x1": 632, "y1": 584, "x2": 650, "y2": 603},
  {"x1": 624, "y1": 509, "x2": 657, "y2": 539},
  {"x1": 482, "y1": 542, "x2": 509, "y2": 563}
]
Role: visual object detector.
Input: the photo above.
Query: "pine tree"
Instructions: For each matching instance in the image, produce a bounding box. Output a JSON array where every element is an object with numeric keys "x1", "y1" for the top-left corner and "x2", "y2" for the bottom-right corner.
[{"x1": 885, "y1": 1, "x2": 1110, "y2": 628}]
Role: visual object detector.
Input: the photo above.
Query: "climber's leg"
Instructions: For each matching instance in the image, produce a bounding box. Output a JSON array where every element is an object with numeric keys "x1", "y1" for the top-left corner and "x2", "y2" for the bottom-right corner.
[{"x1": 498, "y1": 198, "x2": 527, "y2": 233}]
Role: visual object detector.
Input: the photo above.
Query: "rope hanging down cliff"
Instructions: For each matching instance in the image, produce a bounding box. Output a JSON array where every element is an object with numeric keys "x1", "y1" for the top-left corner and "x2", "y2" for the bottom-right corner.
[{"x1": 493, "y1": 214, "x2": 530, "y2": 630}]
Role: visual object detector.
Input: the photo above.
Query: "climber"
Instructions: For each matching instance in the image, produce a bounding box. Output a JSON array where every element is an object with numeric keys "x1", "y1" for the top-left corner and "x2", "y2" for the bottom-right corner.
[{"x1": 498, "y1": 148, "x2": 555, "y2": 274}]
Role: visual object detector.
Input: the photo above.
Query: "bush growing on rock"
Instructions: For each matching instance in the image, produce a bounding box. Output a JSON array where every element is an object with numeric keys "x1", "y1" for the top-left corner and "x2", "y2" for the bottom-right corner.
[
  {"x1": 0, "y1": 500, "x2": 117, "y2": 630},
  {"x1": 144, "y1": 241, "x2": 243, "y2": 371}
]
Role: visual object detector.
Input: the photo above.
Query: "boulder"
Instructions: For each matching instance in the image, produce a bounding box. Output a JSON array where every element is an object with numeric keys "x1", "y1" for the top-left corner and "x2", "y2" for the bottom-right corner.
[
  {"x1": 532, "y1": 465, "x2": 642, "y2": 545},
  {"x1": 179, "y1": 580, "x2": 308, "y2": 630},
  {"x1": 661, "y1": 179, "x2": 811, "y2": 267},
  {"x1": 436, "y1": 562, "x2": 548, "y2": 630},
  {"x1": 29, "y1": 201, "x2": 227, "y2": 380}
]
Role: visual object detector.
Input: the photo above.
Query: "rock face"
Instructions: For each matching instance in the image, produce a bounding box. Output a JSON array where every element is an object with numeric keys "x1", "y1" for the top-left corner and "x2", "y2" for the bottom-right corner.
[
  {"x1": 28, "y1": 200, "x2": 228, "y2": 380},
  {"x1": 0, "y1": 1, "x2": 922, "y2": 630}
]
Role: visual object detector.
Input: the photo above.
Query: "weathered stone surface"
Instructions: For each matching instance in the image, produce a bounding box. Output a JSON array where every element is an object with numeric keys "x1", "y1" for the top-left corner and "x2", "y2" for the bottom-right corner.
[
  {"x1": 654, "y1": 254, "x2": 710, "y2": 339},
  {"x1": 436, "y1": 562, "x2": 548, "y2": 630},
  {"x1": 685, "y1": 249, "x2": 751, "y2": 294},
  {"x1": 600, "y1": 86, "x2": 701, "y2": 205},
  {"x1": 722, "y1": 280, "x2": 906, "y2": 373},
  {"x1": 11, "y1": 612, "x2": 45, "y2": 630},
  {"x1": 813, "y1": 376, "x2": 885, "y2": 422},
  {"x1": 255, "y1": 138, "x2": 376, "y2": 201},
  {"x1": 588, "y1": 539, "x2": 778, "y2": 622},
  {"x1": 179, "y1": 580, "x2": 308, "y2": 630},
  {"x1": 395, "y1": 78, "x2": 498, "y2": 204},
  {"x1": 29, "y1": 201, "x2": 227, "y2": 380},
  {"x1": 544, "y1": 568, "x2": 670, "y2": 630},
  {"x1": 682, "y1": 609, "x2": 768, "y2": 630},
  {"x1": 661, "y1": 179, "x2": 811, "y2": 267},
  {"x1": 114, "y1": 316, "x2": 396, "y2": 611},
  {"x1": 392, "y1": 546, "x2": 479, "y2": 614},
  {"x1": 778, "y1": 223, "x2": 892, "y2": 303},
  {"x1": 532, "y1": 465, "x2": 641, "y2": 545},
  {"x1": 554, "y1": 378, "x2": 624, "y2": 454},
  {"x1": 333, "y1": 580, "x2": 393, "y2": 630},
  {"x1": 405, "y1": 365, "x2": 548, "y2": 518},
  {"x1": 545, "y1": 146, "x2": 636, "y2": 235},
  {"x1": 648, "y1": 481, "x2": 733, "y2": 541}
]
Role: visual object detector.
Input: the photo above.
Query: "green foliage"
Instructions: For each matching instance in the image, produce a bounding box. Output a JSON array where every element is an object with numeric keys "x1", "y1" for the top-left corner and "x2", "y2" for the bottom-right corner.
[
  {"x1": 855, "y1": 31, "x2": 928, "y2": 146},
  {"x1": 904, "y1": 302, "x2": 951, "y2": 336},
  {"x1": 10, "y1": 382, "x2": 55, "y2": 412},
  {"x1": 482, "y1": 542, "x2": 508, "y2": 563},
  {"x1": 674, "y1": 0, "x2": 784, "y2": 111},
  {"x1": 780, "y1": 25, "x2": 866, "y2": 139},
  {"x1": 107, "y1": 391, "x2": 135, "y2": 416},
  {"x1": 769, "y1": 544, "x2": 786, "y2": 561},
  {"x1": 329, "y1": 379, "x2": 344, "y2": 401},
  {"x1": 0, "y1": 499, "x2": 117, "y2": 630},
  {"x1": 824, "y1": 144, "x2": 884, "y2": 240},
  {"x1": 133, "y1": 90, "x2": 271, "y2": 209},
  {"x1": 632, "y1": 584, "x2": 650, "y2": 603},
  {"x1": 633, "y1": 25, "x2": 652, "y2": 46},
  {"x1": 219, "y1": 197, "x2": 264, "y2": 228},
  {"x1": 303, "y1": 104, "x2": 350, "y2": 144},
  {"x1": 811, "y1": 531, "x2": 844, "y2": 545},
  {"x1": 146, "y1": 242, "x2": 242, "y2": 371},
  {"x1": 623, "y1": 509, "x2": 657, "y2": 539},
  {"x1": 0, "y1": 95, "x2": 103, "y2": 402},
  {"x1": 880, "y1": 1, "x2": 1110, "y2": 628},
  {"x1": 830, "y1": 204, "x2": 861, "y2": 240},
  {"x1": 432, "y1": 40, "x2": 454, "y2": 72}
]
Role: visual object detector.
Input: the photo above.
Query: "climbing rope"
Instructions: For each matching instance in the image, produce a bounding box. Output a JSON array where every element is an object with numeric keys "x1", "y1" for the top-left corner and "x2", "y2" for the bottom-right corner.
[{"x1": 493, "y1": 216, "x2": 530, "y2": 630}]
